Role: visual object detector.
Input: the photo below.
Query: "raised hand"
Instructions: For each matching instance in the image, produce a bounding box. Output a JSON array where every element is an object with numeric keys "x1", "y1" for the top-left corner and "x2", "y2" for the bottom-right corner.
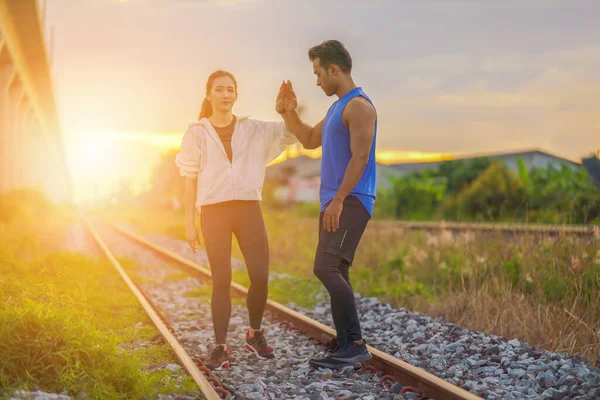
[
  {"x1": 276, "y1": 81, "x2": 287, "y2": 114},
  {"x1": 276, "y1": 80, "x2": 297, "y2": 115},
  {"x1": 284, "y1": 80, "x2": 298, "y2": 113}
]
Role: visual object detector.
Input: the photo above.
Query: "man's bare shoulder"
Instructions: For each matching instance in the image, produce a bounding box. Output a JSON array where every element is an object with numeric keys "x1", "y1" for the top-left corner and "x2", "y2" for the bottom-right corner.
[{"x1": 344, "y1": 96, "x2": 376, "y2": 122}]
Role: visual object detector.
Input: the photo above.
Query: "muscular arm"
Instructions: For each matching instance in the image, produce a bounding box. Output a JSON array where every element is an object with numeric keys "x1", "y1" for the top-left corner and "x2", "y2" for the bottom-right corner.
[
  {"x1": 282, "y1": 111, "x2": 323, "y2": 150},
  {"x1": 333, "y1": 97, "x2": 377, "y2": 202},
  {"x1": 323, "y1": 97, "x2": 376, "y2": 231}
]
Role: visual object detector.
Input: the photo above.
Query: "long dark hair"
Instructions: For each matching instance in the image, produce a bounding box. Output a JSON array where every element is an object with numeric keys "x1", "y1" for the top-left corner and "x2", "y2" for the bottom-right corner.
[{"x1": 197, "y1": 70, "x2": 238, "y2": 120}]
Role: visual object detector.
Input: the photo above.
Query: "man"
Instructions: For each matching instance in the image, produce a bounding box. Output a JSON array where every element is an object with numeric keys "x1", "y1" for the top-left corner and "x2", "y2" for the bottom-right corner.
[{"x1": 276, "y1": 40, "x2": 378, "y2": 369}]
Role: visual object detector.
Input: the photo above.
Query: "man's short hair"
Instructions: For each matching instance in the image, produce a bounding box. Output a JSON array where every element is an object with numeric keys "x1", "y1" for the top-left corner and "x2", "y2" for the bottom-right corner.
[{"x1": 308, "y1": 40, "x2": 352, "y2": 74}]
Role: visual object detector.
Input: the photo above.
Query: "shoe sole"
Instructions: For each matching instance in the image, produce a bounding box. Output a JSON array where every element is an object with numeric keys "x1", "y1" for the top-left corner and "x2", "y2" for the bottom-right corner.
[
  {"x1": 206, "y1": 360, "x2": 230, "y2": 370},
  {"x1": 330, "y1": 352, "x2": 372, "y2": 363},
  {"x1": 245, "y1": 343, "x2": 275, "y2": 360},
  {"x1": 309, "y1": 359, "x2": 362, "y2": 370}
]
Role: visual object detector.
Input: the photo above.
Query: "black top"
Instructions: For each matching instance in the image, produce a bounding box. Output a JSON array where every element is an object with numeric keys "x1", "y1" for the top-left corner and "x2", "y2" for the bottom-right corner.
[{"x1": 211, "y1": 116, "x2": 236, "y2": 162}]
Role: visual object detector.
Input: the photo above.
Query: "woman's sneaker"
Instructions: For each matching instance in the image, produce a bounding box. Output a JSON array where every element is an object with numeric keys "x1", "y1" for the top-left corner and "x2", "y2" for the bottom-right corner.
[
  {"x1": 204, "y1": 344, "x2": 230, "y2": 370},
  {"x1": 245, "y1": 329, "x2": 274, "y2": 359}
]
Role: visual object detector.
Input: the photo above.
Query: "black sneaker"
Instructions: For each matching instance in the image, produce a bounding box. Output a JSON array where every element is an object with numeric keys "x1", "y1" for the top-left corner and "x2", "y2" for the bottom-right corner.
[
  {"x1": 330, "y1": 340, "x2": 372, "y2": 363},
  {"x1": 309, "y1": 355, "x2": 362, "y2": 370},
  {"x1": 326, "y1": 337, "x2": 347, "y2": 353}
]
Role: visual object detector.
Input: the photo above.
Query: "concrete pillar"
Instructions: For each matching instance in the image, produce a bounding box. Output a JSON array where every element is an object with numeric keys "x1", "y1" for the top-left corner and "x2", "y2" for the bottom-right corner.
[
  {"x1": 29, "y1": 117, "x2": 43, "y2": 188},
  {"x1": 53, "y1": 139, "x2": 73, "y2": 204},
  {"x1": 0, "y1": 40, "x2": 15, "y2": 193},
  {"x1": 17, "y1": 99, "x2": 33, "y2": 188},
  {"x1": 39, "y1": 121, "x2": 57, "y2": 201},
  {"x1": 23, "y1": 113, "x2": 39, "y2": 189},
  {"x1": 7, "y1": 76, "x2": 25, "y2": 190}
]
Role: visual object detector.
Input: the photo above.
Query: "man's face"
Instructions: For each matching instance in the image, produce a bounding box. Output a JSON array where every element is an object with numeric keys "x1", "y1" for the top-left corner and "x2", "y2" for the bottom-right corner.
[{"x1": 312, "y1": 59, "x2": 336, "y2": 97}]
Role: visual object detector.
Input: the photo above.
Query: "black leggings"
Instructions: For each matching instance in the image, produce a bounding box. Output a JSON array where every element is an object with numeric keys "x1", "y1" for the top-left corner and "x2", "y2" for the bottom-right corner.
[{"x1": 200, "y1": 200, "x2": 269, "y2": 344}]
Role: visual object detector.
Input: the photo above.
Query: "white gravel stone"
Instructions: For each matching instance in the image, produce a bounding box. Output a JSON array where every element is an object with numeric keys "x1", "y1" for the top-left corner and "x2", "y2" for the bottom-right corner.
[{"x1": 292, "y1": 294, "x2": 600, "y2": 400}]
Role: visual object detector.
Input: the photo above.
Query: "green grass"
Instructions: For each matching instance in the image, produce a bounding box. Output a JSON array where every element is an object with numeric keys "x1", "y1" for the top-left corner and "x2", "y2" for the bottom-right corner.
[
  {"x1": 97, "y1": 206, "x2": 324, "y2": 310},
  {"x1": 267, "y1": 275, "x2": 323, "y2": 310},
  {"x1": 184, "y1": 285, "x2": 213, "y2": 299},
  {"x1": 232, "y1": 270, "x2": 323, "y2": 310},
  {"x1": 182, "y1": 271, "x2": 321, "y2": 309},
  {"x1": 164, "y1": 272, "x2": 191, "y2": 281},
  {"x1": 184, "y1": 283, "x2": 246, "y2": 307},
  {"x1": 0, "y1": 191, "x2": 200, "y2": 399}
]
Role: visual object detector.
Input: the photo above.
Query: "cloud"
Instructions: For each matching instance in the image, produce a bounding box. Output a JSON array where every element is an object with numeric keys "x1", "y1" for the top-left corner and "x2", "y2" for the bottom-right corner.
[
  {"x1": 374, "y1": 62, "x2": 600, "y2": 160},
  {"x1": 47, "y1": 0, "x2": 600, "y2": 163}
]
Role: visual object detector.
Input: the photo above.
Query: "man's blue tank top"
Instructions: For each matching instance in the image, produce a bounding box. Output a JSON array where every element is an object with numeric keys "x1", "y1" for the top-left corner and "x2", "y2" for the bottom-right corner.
[{"x1": 320, "y1": 87, "x2": 377, "y2": 216}]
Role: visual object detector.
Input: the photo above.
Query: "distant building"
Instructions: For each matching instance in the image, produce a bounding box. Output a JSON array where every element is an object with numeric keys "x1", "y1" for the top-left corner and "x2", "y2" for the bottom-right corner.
[
  {"x1": 265, "y1": 149, "x2": 594, "y2": 204},
  {"x1": 582, "y1": 151, "x2": 600, "y2": 185},
  {"x1": 388, "y1": 148, "x2": 581, "y2": 176},
  {"x1": 266, "y1": 155, "x2": 398, "y2": 204}
]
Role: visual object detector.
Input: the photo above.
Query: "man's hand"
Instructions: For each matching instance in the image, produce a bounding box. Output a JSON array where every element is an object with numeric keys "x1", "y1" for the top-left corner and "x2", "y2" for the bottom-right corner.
[
  {"x1": 323, "y1": 198, "x2": 344, "y2": 232},
  {"x1": 276, "y1": 81, "x2": 297, "y2": 115},
  {"x1": 186, "y1": 222, "x2": 201, "y2": 253}
]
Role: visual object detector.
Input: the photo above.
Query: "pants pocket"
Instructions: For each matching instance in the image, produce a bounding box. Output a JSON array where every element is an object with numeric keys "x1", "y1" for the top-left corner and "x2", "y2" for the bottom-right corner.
[{"x1": 322, "y1": 228, "x2": 351, "y2": 263}]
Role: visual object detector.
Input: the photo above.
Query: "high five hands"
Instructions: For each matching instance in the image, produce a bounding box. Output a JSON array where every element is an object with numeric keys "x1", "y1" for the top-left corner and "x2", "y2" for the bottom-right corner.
[{"x1": 276, "y1": 80, "x2": 297, "y2": 115}]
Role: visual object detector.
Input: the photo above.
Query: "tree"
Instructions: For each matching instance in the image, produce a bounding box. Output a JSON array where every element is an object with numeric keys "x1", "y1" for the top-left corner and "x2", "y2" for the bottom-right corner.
[
  {"x1": 435, "y1": 157, "x2": 493, "y2": 195},
  {"x1": 457, "y1": 161, "x2": 526, "y2": 221},
  {"x1": 526, "y1": 163, "x2": 600, "y2": 223},
  {"x1": 388, "y1": 170, "x2": 447, "y2": 220},
  {"x1": 144, "y1": 150, "x2": 184, "y2": 209}
]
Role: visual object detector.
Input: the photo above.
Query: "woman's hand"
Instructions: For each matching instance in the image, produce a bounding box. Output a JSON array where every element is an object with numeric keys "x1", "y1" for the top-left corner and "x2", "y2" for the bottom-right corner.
[{"x1": 186, "y1": 222, "x2": 201, "y2": 253}]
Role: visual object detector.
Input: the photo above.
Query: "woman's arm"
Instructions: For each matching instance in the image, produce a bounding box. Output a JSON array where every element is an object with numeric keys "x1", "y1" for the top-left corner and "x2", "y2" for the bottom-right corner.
[
  {"x1": 184, "y1": 177, "x2": 200, "y2": 252},
  {"x1": 262, "y1": 120, "x2": 299, "y2": 164},
  {"x1": 175, "y1": 125, "x2": 203, "y2": 252}
]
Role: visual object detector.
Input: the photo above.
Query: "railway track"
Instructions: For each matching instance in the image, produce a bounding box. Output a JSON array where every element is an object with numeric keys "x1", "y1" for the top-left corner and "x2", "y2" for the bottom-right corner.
[
  {"x1": 389, "y1": 220, "x2": 599, "y2": 239},
  {"x1": 82, "y1": 217, "x2": 483, "y2": 400}
]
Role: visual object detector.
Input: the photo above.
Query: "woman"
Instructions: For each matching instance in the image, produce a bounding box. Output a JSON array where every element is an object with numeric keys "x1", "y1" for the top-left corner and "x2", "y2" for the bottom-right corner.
[{"x1": 175, "y1": 70, "x2": 296, "y2": 369}]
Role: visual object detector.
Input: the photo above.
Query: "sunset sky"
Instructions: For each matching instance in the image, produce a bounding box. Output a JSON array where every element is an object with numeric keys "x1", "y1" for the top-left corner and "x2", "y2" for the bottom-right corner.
[{"x1": 45, "y1": 0, "x2": 600, "y2": 202}]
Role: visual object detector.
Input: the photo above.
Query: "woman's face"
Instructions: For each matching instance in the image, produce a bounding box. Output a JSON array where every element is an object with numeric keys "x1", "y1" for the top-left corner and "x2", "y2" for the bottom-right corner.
[{"x1": 207, "y1": 76, "x2": 237, "y2": 114}]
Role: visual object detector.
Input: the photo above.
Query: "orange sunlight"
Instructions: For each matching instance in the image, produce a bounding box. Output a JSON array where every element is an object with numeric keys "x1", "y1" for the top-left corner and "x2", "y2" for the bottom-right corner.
[
  {"x1": 269, "y1": 146, "x2": 454, "y2": 166},
  {"x1": 375, "y1": 149, "x2": 455, "y2": 165},
  {"x1": 65, "y1": 131, "x2": 181, "y2": 204},
  {"x1": 66, "y1": 130, "x2": 455, "y2": 205}
]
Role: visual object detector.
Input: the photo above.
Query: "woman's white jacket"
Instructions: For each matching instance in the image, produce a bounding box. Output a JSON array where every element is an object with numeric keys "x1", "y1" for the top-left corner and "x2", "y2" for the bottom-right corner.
[{"x1": 175, "y1": 116, "x2": 298, "y2": 208}]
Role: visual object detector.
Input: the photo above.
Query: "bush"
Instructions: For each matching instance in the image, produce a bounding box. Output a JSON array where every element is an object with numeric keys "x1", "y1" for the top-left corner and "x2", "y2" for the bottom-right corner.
[
  {"x1": 437, "y1": 157, "x2": 493, "y2": 195},
  {"x1": 387, "y1": 171, "x2": 447, "y2": 220},
  {"x1": 456, "y1": 161, "x2": 526, "y2": 221}
]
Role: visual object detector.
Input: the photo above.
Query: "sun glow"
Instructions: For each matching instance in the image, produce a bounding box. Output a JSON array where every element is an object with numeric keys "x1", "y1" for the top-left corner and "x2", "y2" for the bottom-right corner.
[
  {"x1": 65, "y1": 131, "x2": 182, "y2": 204},
  {"x1": 65, "y1": 129, "x2": 456, "y2": 205},
  {"x1": 268, "y1": 146, "x2": 454, "y2": 166},
  {"x1": 375, "y1": 149, "x2": 454, "y2": 165}
]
